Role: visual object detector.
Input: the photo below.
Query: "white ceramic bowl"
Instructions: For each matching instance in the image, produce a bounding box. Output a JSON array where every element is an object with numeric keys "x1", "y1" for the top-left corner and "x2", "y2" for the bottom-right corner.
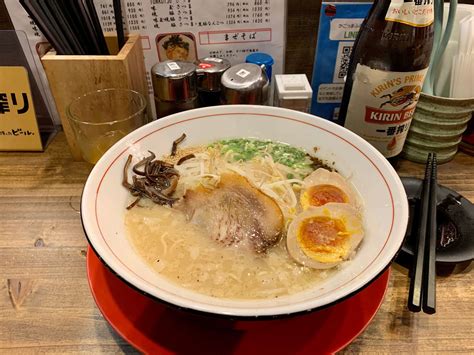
[{"x1": 82, "y1": 105, "x2": 408, "y2": 318}]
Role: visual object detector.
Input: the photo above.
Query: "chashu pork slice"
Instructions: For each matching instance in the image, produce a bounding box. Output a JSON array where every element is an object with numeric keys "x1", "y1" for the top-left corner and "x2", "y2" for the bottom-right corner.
[{"x1": 177, "y1": 173, "x2": 284, "y2": 253}]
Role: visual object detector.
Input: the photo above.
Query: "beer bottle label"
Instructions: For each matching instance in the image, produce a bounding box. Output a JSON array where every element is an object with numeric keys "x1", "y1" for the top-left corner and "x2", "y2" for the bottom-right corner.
[
  {"x1": 385, "y1": 0, "x2": 434, "y2": 27},
  {"x1": 344, "y1": 64, "x2": 428, "y2": 158}
]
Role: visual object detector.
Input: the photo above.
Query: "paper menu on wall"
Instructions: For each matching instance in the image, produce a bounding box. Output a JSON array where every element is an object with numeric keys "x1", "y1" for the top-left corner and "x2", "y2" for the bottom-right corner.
[{"x1": 5, "y1": 0, "x2": 286, "y2": 123}]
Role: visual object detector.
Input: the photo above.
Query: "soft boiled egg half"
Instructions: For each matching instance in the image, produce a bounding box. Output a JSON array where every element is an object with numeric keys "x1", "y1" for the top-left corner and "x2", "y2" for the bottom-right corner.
[
  {"x1": 286, "y1": 203, "x2": 364, "y2": 269},
  {"x1": 300, "y1": 168, "x2": 361, "y2": 210}
]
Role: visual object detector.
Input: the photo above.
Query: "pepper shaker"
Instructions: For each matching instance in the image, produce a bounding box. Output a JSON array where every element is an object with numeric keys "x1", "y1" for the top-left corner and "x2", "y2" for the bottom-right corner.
[
  {"x1": 195, "y1": 57, "x2": 231, "y2": 107},
  {"x1": 220, "y1": 63, "x2": 269, "y2": 105},
  {"x1": 151, "y1": 60, "x2": 198, "y2": 119}
]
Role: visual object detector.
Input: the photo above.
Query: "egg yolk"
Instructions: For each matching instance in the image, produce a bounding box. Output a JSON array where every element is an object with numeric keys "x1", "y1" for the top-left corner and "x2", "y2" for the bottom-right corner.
[
  {"x1": 305, "y1": 184, "x2": 349, "y2": 207},
  {"x1": 297, "y1": 216, "x2": 349, "y2": 260}
]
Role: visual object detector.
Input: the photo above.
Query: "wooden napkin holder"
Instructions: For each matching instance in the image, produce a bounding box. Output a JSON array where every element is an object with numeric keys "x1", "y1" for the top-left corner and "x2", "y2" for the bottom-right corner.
[{"x1": 41, "y1": 34, "x2": 149, "y2": 161}]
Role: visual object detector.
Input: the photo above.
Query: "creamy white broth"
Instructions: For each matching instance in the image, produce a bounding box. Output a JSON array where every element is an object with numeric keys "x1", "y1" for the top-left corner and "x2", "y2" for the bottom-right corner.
[
  {"x1": 125, "y1": 203, "x2": 330, "y2": 299},
  {"x1": 121, "y1": 139, "x2": 360, "y2": 300}
]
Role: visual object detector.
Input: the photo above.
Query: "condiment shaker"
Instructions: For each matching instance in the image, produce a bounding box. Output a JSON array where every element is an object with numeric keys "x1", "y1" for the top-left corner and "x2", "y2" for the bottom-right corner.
[
  {"x1": 151, "y1": 60, "x2": 198, "y2": 119},
  {"x1": 274, "y1": 74, "x2": 312, "y2": 112},
  {"x1": 245, "y1": 52, "x2": 274, "y2": 82},
  {"x1": 220, "y1": 63, "x2": 269, "y2": 105},
  {"x1": 195, "y1": 57, "x2": 231, "y2": 107}
]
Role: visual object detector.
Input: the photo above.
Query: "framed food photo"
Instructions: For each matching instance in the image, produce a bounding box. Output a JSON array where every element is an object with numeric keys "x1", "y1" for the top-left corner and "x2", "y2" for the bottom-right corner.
[{"x1": 156, "y1": 33, "x2": 198, "y2": 62}]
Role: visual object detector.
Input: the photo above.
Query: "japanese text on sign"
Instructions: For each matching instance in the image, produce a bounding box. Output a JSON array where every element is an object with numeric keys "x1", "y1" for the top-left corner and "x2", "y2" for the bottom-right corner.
[
  {"x1": 0, "y1": 92, "x2": 30, "y2": 115},
  {"x1": 0, "y1": 66, "x2": 42, "y2": 151},
  {"x1": 5, "y1": 0, "x2": 285, "y2": 122},
  {"x1": 199, "y1": 28, "x2": 271, "y2": 44}
]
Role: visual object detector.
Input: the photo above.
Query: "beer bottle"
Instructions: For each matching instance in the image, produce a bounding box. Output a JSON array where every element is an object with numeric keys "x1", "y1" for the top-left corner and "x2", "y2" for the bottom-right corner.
[{"x1": 338, "y1": 0, "x2": 434, "y2": 165}]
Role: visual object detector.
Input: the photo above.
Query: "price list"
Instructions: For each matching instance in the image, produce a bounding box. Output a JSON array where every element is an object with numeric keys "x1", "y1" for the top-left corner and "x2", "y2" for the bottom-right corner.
[
  {"x1": 93, "y1": 0, "x2": 278, "y2": 43},
  {"x1": 123, "y1": 1, "x2": 148, "y2": 31},
  {"x1": 225, "y1": 0, "x2": 271, "y2": 26},
  {"x1": 98, "y1": 2, "x2": 116, "y2": 33}
]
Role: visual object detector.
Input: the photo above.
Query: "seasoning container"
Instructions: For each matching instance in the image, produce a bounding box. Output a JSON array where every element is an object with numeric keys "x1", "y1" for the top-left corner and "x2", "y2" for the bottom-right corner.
[
  {"x1": 274, "y1": 74, "x2": 312, "y2": 113},
  {"x1": 245, "y1": 52, "x2": 274, "y2": 82},
  {"x1": 151, "y1": 60, "x2": 198, "y2": 118},
  {"x1": 195, "y1": 57, "x2": 231, "y2": 107},
  {"x1": 221, "y1": 63, "x2": 269, "y2": 105}
]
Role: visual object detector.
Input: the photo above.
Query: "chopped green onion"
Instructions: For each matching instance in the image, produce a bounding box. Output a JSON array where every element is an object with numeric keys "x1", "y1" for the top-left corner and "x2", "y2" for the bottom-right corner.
[{"x1": 211, "y1": 138, "x2": 313, "y2": 173}]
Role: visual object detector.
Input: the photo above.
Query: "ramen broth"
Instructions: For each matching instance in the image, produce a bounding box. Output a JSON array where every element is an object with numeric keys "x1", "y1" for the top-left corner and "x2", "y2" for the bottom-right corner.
[
  {"x1": 125, "y1": 203, "x2": 330, "y2": 299},
  {"x1": 123, "y1": 138, "x2": 361, "y2": 300}
]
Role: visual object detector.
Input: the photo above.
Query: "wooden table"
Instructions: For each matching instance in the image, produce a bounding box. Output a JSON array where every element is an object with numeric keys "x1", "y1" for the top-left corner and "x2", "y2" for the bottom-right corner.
[{"x1": 1, "y1": 131, "x2": 473, "y2": 353}]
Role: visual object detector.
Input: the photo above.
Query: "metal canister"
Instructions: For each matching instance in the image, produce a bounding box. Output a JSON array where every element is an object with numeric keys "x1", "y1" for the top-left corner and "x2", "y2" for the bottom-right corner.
[
  {"x1": 151, "y1": 60, "x2": 198, "y2": 118},
  {"x1": 195, "y1": 57, "x2": 231, "y2": 107},
  {"x1": 220, "y1": 63, "x2": 270, "y2": 105}
]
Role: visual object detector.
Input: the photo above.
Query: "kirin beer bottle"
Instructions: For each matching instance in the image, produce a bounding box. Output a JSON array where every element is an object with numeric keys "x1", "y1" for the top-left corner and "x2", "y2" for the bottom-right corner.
[{"x1": 339, "y1": 0, "x2": 434, "y2": 165}]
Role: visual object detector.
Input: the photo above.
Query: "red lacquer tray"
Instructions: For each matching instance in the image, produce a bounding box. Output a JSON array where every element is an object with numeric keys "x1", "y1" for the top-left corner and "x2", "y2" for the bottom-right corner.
[{"x1": 87, "y1": 247, "x2": 390, "y2": 354}]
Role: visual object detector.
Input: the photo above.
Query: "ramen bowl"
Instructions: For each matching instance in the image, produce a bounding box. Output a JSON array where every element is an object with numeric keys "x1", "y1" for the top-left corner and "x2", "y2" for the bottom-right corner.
[{"x1": 81, "y1": 105, "x2": 408, "y2": 318}]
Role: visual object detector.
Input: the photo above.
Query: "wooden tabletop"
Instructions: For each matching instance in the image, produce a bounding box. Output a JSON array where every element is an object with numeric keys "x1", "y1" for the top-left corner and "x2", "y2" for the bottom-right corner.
[{"x1": 1, "y1": 131, "x2": 473, "y2": 353}]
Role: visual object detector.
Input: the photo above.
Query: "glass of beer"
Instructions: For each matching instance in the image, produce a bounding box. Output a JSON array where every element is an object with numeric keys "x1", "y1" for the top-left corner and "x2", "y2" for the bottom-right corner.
[{"x1": 67, "y1": 88, "x2": 147, "y2": 164}]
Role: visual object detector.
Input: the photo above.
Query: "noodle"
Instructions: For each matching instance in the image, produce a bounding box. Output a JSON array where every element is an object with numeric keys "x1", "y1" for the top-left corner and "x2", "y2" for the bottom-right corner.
[
  {"x1": 125, "y1": 139, "x2": 336, "y2": 299},
  {"x1": 173, "y1": 145, "x2": 307, "y2": 220}
]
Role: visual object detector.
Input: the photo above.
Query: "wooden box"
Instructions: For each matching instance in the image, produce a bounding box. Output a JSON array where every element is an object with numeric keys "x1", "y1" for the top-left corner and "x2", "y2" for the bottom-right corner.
[{"x1": 41, "y1": 34, "x2": 149, "y2": 160}]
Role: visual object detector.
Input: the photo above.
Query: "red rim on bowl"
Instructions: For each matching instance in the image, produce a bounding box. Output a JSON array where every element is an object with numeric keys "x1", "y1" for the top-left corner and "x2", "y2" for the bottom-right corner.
[{"x1": 87, "y1": 246, "x2": 391, "y2": 354}]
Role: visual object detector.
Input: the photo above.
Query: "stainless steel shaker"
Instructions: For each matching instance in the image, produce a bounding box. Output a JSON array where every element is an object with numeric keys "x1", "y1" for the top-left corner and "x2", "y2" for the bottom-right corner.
[
  {"x1": 220, "y1": 63, "x2": 270, "y2": 105},
  {"x1": 195, "y1": 57, "x2": 231, "y2": 107},
  {"x1": 151, "y1": 60, "x2": 198, "y2": 119}
]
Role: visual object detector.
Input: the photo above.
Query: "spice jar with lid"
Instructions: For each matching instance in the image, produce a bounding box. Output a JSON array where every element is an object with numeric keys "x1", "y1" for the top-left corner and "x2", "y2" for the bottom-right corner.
[
  {"x1": 274, "y1": 74, "x2": 313, "y2": 112},
  {"x1": 151, "y1": 60, "x2": 198, "y2": 119},
  {"x1": 195, "y1": 57, "x2": 231, "y2": 107},
  {"x1": 220, "y1": 63, "x2": 269, "y2": 105},
  {"x1": 245, "y1": 52, "x2": 274, "y2": 82}
]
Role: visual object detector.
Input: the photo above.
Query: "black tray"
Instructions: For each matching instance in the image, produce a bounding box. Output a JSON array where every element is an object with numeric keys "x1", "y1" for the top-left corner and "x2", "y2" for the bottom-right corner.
[{"x1": 396, "y1": 177, "x2": 474, "y2": 267}]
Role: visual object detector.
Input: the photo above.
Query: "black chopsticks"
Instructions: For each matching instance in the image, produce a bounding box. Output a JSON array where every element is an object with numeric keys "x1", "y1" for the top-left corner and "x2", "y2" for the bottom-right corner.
[
  {"x1": 408, "y1": 152, "x2": 437, "y2": 314},
  {"x1": 20, "y1": 0, "x2": 115, "y2": 55},
  {"x1": 423, "y1": 153, "x2": 437, "y2": 313},
  {"x1": 20, "y1": 0, "x2": 70, "y2": 54},
  {"x1": 113, "y1": 0, "x2": 125, "y2": 50}
]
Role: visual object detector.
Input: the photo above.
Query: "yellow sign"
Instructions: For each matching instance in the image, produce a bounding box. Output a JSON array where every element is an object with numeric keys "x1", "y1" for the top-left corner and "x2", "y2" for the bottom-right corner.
[{"x1": 0, "y1": 66, "x2": 42, "y2": 151}]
